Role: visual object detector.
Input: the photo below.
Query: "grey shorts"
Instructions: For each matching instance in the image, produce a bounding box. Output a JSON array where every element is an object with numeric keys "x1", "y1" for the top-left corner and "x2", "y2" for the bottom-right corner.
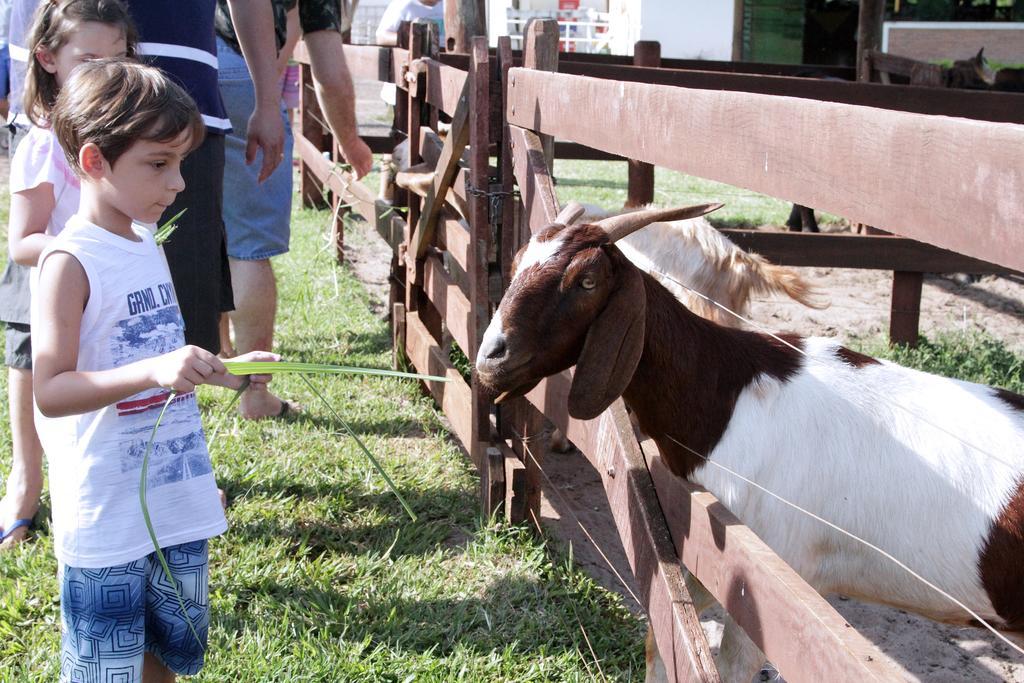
[{"x1": 4, "y1": 322, "x2": 31, "y2": 370}]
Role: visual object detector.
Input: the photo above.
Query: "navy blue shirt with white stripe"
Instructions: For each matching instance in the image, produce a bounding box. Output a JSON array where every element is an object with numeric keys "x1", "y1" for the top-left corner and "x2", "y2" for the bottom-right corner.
[{"x1": 126, "y1": 0, "x2": 230, "y2": 133}]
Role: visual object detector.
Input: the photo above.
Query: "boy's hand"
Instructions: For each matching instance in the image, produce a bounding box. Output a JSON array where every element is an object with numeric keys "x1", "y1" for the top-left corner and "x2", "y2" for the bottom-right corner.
[
  {"x1": 212, "y1": 350, "x2": 280, "y2": 391},
  {"x1": 150, "y1": 345, "x2": 225, "y2": 394}
]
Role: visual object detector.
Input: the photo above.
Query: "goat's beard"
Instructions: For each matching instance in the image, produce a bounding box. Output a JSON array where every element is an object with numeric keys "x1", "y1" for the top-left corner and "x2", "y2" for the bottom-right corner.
[{"x1": 479, "y1": 375, "x2": 541, "y2": 405}]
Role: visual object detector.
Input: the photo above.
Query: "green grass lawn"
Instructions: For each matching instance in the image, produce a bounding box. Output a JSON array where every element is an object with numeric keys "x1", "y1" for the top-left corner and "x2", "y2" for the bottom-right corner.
[{"x1": 0, "y1": 199, "x2": 644, "y2": 680}]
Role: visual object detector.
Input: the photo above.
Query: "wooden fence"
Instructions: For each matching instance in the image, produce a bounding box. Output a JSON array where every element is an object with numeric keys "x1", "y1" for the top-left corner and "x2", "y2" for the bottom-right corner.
[{"x1": 294, "y1": 24, "x2": 1024, "y2": 681}]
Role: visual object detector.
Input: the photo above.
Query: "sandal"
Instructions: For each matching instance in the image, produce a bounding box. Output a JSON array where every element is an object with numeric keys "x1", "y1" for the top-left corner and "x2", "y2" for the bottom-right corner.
[
  {"x1": 0, "y1": 518, "x2": 34, "y2": 544},
  {"x1": 276, "y1": 399, "x2": 300, "y2": 419}
]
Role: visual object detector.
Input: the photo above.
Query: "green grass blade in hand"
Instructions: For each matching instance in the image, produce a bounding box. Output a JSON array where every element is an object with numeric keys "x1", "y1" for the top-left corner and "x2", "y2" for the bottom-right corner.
[
  {"x1": 223, "y1": 360, "x2": 451, "y2": 383},
  {"x1": 140, "y1": 391, "x2": 205, "y2": 650},
  {"x1": 299, "y1": 374, "x2": 418, "y2": 522}
]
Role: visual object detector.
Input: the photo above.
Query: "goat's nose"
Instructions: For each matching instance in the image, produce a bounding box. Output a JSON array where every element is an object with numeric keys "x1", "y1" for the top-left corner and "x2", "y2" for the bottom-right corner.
[
  {"x1": 484, "y1": 336, "x2": 507, "y2": 360},
  {"x1": 476, "y1": 315, "x2": 509, "y2": 369}
]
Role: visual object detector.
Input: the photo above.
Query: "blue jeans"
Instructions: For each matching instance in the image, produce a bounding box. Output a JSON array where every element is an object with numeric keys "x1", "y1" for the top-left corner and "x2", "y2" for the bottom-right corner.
[{"x1": 217, "y1": 36, "x2": 293, "y2": 260}]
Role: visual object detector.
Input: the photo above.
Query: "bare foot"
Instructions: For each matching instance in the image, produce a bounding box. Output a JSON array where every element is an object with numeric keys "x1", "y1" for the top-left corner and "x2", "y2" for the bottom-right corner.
[{"x1": 238, "y1": 385, "x2": 297, "y2": 420}]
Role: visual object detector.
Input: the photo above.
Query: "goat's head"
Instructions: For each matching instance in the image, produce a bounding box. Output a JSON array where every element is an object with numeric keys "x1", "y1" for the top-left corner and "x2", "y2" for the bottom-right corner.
[{"x1": 476, "y1": 203, "x2": 722, "y2": 420}]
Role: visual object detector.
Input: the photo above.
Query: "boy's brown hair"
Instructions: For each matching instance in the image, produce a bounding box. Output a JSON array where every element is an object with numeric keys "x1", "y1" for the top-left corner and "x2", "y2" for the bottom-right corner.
[
  {"x1": 24, "y1": 0, "x2": 139, "y2": 126},
  {"x1": 50, "y1": 59, "x2": 206, "y2": 174}
]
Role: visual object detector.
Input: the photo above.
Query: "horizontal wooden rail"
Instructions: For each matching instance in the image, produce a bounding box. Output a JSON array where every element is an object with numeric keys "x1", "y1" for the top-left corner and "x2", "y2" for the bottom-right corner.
[
  {"x1": 866, "y1": 50, "x2": 944, "y2": 86},
  {"x1": 404, "y1": 311, "x2": 475, "y2": 463},
  {"x1": 437, "y1": 50, "x2": 855, "y2": 80},
  {"x1": 422, "y1": 254, "x2": 473, "y2": 355},
  {"x1": 436, "y1": 209, "x2": 472, "y2": 273},
  {"x1": 507, "y1": 71, "x2": 1024, "y2": 273},
  {"x1": 423, "y1": 58, "x2": 469, "y2": 115},
  {"x1": 294, "y1": 42, "x2": 393, "y2": 84},
  {"x1": 719, "y1": 229, "x2": 1019, "y2": 275},
  {"x1": 294, "y1": 133, "x2": 378, "y2": 222},
  {"x1": 556, "y1": 62, "x2": 1024, "y2": 124}
]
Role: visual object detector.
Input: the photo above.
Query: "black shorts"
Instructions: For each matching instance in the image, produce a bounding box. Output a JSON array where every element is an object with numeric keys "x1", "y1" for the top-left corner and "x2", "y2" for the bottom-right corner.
[
  {"x1": 160, "y1": 133, "x2": 234, "y2": 354},
  {"x1": 4, "y1": 322, "x2": 31, "y2": 370}
]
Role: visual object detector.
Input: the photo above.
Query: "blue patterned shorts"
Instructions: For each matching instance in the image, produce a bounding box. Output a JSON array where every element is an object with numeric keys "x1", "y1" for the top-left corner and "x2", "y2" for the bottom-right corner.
[{"x1": 59, "y1": 540, "x2": 210, "y2": 682}]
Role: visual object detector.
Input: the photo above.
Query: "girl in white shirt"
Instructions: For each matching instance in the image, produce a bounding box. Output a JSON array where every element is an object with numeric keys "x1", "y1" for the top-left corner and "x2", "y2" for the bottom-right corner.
[{"x1": 1, "y1": 0, "x2": 137, "y2": 549}]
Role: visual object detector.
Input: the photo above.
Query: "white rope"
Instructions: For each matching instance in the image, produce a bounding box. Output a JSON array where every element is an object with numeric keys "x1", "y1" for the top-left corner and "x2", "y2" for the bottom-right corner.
[
  {"x1": 655, "y1": 433, "x2": 1024, "y2": 658},
  {"x1": 655, "y1": 269, "x2": 1022, "y2": 473},
  {"x1": 513, "y1": 429, "x2": 645, "y2": 612}
]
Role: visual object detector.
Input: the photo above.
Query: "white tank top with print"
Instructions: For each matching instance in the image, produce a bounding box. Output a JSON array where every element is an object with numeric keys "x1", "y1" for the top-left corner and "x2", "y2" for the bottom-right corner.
[{"x1": 33, "y1": 215, "x2": 227, "y2": 568}]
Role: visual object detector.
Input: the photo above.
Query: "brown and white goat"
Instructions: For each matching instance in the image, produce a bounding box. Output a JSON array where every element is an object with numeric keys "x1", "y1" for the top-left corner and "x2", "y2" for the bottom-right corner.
[{"x1": 476, "y1": 206, "x2": 1024, "y2": 680}]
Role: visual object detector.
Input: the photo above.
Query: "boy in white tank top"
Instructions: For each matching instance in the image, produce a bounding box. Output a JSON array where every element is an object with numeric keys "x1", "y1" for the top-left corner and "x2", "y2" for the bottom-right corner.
[{"x1": 32, "y1": 59, "x2": 277, "y2": 682}]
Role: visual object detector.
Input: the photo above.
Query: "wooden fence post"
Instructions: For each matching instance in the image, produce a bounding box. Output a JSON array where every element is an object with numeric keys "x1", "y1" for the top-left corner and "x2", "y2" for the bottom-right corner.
[
  {"x1": 522, "y1": 20, "x2": 559, "y2": 173},
  {"x1": 856, "y1": 0, "x2": 886, "y2": 83},
  {"x1": 889, "y1": 271, "x2": 923, "y2": 346},
  {"x1": 469, "y1": 36, "x2": 501, "y2": 515},
  {"x1": 443, "y1": 0, "x2": 486, "y2": 54},
  {"x1": 299, "y1": 62, "x2": 328, "y2": 209},
  {"x1": 513, "y1": 19, "x2": 560, "y2": 529},
  {"x1": 404, "y1": 22, "x2": 428, "y2": 319},
  {"x1": 626, "y1": 41, "x2": 660, "y2": 208}
]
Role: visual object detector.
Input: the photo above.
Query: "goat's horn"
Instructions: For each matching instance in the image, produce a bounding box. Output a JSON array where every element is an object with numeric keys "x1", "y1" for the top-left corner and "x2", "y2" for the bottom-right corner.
[
  {"x1": 596, "y1": 203, "x2": 725, "y2": 243},
  {"x1": 555, "y1": 201, "x2": 586, "y2": 226}
]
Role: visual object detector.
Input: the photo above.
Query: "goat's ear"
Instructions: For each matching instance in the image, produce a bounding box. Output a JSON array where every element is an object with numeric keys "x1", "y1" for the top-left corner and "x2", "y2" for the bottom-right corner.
[{"x1": 568, "y1": 249, "x2": 646, "y2": 420}]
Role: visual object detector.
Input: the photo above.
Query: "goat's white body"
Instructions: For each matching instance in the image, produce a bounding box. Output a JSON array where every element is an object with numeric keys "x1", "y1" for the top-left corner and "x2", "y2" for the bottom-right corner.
[{"x1": 691, "y1": 336, "x2": 1023, "y2": 623}]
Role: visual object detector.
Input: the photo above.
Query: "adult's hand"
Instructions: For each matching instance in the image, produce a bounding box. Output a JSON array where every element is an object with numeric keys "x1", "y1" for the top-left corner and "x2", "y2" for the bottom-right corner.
[
  {"x1": 246, "y1": 103, "x2": 286, "y2": 183},
  {"x1": 339, "y1": 136, "x2": 374, "y2": 179},
  {"x1": 227, "y1": 0, "x2": 284, "y2": 182}
]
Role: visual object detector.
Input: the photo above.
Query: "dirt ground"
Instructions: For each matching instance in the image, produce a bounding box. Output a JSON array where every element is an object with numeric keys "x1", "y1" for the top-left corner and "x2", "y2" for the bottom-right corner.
[{"x1": 343, "y1": 212, "x2": 1024, "y2": 682}]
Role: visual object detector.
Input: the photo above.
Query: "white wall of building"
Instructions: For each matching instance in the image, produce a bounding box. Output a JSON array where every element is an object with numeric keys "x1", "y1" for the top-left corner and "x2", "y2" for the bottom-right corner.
[
  {"x1": 610, "y1": 0, "x2": 734, "y2": 59},
  {"x1": 488, "y1": 0, "x2": 611, "y2": 47},
  {"x1": 489, "y1": 0, "x2": 735, "y2": 58}
]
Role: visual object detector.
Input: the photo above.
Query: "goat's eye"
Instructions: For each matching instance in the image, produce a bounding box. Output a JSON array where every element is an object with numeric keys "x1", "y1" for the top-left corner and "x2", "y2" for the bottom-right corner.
[{"x1": 580, "y1": 276, "x2": 596, "y2": 290}]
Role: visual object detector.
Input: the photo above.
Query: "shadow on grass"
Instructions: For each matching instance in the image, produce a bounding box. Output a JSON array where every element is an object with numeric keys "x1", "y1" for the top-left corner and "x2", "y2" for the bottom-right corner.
[
  {"x1": 221, "y1": 480, "x2": 471, "y2": 559},
  {"x1": 273, "y1": 328, "x2": 392, "y2": 362},
  {"x1": 213, "y1": 573, "x2": 641, "y2": 669},
  {"x1": 282, "y1": 411, "x2": 433, "y2": 439}
]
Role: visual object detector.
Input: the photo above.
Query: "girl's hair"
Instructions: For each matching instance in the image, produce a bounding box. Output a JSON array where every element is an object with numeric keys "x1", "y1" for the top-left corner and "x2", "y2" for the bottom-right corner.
[
  {"x1": 51, "y1": 59, "x2": 205, "y2": 175},
  {"x1": 24, "y1": 0, "x2": 139, "y2": 126}
]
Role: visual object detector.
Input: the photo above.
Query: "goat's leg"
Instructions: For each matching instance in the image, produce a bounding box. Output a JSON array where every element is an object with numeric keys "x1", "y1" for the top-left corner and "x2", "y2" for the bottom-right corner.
[
  {"x1": 718, "y1": 616, "x2": 767, "y2": 683},
  {"x1": 799, "y1": 205, "x2": 819, "y2": 233},
  {"x1": 549, "y1": 427, "x2": 573, "y2": 453},
  {"x1": 785, "y1": 204, "x2": 803, "y2": 232}
]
